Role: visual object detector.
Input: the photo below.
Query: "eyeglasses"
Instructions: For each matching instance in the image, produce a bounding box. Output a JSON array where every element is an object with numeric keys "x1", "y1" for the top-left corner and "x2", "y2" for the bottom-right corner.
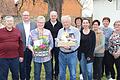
[
  {"x1": 23, "y1": 15, "x2": 29, "y2": 16},
  {"x1": 114, "y1": 24, "x2": 120, "y2": 26}
]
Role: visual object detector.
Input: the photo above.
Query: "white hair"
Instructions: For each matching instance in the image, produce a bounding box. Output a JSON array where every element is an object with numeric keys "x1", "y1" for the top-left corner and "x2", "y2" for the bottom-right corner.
[
  {"x1": 61, "y1": 15, "x2": 71, "y2": 22},
  {"x1": 4, "y1": 16, "x2": 14, "y2": 21},
  {"x1": 37, "y1": 16, "x2": 45, "y2": 22},
  {"x1": 50, "y1": 11, "x2": 57, "y2": 16}
]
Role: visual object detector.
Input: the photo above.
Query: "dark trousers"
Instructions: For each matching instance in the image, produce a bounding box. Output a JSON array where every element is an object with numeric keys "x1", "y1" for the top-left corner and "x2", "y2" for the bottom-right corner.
[
  {"x1": 115, "y1": 57, "x2": 120, "y2": 80},
  {"x1": 102, "y1": 50, "x2": 115, "y2": 79},
  {"x1": 19, "y1": 48, "x2": 32, "y2": 80},
  {"x1": 77, "y1": 53, "x2": 82, "y2": 74},
  {"x1": 93, "y1": 57, "x2": 103, "y2": 80},
  {"x1": 0, "y1": 58, "x2": 19, "y2": 80},
  {"x1": 51, "y1": 47, "x2": 59, "y2": 78},
  {"x1": 79, "y1": 66, "x2": 82, "y2": 74}
]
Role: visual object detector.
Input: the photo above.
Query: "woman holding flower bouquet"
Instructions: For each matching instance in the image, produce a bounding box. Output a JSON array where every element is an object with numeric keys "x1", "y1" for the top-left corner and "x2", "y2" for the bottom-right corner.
[{"x1": 28, "y1": 16, "x2": 53, "y2": 80}]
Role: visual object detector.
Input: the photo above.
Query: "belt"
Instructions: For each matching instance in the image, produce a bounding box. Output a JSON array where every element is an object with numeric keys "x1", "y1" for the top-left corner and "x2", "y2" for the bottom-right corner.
[{"x1": 60, "y1": 49, "x2": 77, "y2": 54}]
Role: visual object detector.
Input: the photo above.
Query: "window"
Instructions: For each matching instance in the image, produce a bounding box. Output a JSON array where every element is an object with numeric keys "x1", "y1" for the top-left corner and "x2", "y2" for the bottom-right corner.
[{"x1": 116, "y1": 0, "x2": 120, "y2": 10}]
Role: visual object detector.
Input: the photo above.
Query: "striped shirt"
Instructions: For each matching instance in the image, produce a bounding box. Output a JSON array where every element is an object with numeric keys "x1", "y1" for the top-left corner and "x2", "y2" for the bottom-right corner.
[{"x1": 29, "y1": 28, "x2": 53, "y2": 63}]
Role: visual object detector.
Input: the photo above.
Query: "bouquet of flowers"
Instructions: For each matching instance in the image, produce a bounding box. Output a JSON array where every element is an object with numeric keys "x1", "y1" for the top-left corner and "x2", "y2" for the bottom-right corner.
[{"x1": 33, "y1": 35, "x2": 49, "y2": 57}]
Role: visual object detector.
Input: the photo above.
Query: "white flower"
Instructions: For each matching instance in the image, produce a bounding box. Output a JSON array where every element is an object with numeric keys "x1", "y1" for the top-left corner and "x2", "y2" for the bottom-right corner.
[{"x1": 34, "y1": 40, "x2": 41, "y2": 46}]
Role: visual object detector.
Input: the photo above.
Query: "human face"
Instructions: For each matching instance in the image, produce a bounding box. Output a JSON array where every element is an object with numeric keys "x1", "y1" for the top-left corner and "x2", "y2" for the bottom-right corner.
[
  {"x1": 76, "y1": 19, "x2": 82, "y2": 27},
  {"x1": 22, "y1": 11, "x2": 30, "y2": 22},
  {"x1": 5, "y1": 18, "x2": 14, "y2": 29},
  {"x1": 82, "y1": 20, "x2": 90, "y2": 29},
  {"x1": 50, "y1": 12, "x2": 57, "y2": 22},
  {"x1": 37, "y1": 21, "x2": 45, "y2": 29},
  {"x1": 102, "y1": 19, "x2": 110, "y2": 27},
  {"x1": 92, "y1": 22, "x2": 99, "y2": 30},
  {"x1": 114, "y1": 22, "x2": 120, "y2": 32},
  {"x1": 62, "y1": 19, "x2": 71, "y2": 29}
]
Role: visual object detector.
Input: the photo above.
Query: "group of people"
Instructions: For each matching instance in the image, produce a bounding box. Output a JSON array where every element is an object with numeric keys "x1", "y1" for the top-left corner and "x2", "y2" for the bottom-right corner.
[
  {"x1": 0, "y1": 10, "x2": 120, "y2": 80},
  {"x1": 75, "y1": 17, "x2": 120, "y2": 80}
]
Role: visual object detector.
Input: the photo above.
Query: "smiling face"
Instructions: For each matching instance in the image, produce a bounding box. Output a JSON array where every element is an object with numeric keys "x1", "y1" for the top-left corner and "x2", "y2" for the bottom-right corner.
[
  {"x1": 50, "y1": 11, "x2": 58, "y2": 22},
  {"x1": 37, "y1": 21, "x2": 45, "y2": 29},
  {"x1": 36, "y1": 16, "x2": 45, "y2": 29},
  {"x1": 92, "y1": 20, "x2": 100, "y2": 31},
  {"x1": 82, "y1": 19, "x2": 90, "y2": 29},
  {"x1": 5, "y1": 16, "x2": 14, "y2": 29},
  {"x1": 62, "y1": 19, "x2": 71, "y2": 29},
  {"x1": 102, "y1": 19, "x2": 110, "y2": 27},
  {"x1": 22, "y1": 11, "x2": 30, "y2": 22},
  {"x1": 114, "y1": 21, "x2": 120, "y2": 32},
  {"x1": 93, "y1": 22, "x2": 99, "y2": 30},
  {"x1": 76, "y1": 19, "x2": 82, "y2": 27},
  {"x1": 61, "y1": 15, "x2": 71, "y2": 29}
]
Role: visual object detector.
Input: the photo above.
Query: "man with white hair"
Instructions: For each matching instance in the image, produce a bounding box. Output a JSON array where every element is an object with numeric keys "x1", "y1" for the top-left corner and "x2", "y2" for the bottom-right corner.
[
  {"x1": 16, "y1": 11, "x2": 37, "y2": 80},
  {"x1": 0, "y1": 16, "x2": 24, "y2": 80},
  {"x1": 57, "y1": 15, "x2": 80, "y2": 80},
  {"x1": 44, "y1": 10, "x2": 63, "y2": 80}
]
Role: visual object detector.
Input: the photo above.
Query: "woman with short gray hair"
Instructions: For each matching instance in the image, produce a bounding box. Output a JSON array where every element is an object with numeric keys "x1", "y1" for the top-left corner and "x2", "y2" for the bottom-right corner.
[{"x1": 28, "y1": 16, "x2": 53, "y2": 80}]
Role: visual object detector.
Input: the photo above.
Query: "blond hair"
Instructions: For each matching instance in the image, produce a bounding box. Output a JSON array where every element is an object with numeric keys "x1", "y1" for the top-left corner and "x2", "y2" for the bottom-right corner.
[{"x1": 37, "y1": 16, "x2": 45, "y2": 22}]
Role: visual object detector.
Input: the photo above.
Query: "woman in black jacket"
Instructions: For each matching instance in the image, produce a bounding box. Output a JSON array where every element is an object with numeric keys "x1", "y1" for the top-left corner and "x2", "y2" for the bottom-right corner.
[{"x1": 78, "y1": 18, "x2": 96, "y2": 80}]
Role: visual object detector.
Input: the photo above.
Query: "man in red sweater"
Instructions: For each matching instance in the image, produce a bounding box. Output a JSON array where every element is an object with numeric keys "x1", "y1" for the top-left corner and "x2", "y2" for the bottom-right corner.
[{"x1": 0, "y1": 16, "x2": 24, "y2": 80}]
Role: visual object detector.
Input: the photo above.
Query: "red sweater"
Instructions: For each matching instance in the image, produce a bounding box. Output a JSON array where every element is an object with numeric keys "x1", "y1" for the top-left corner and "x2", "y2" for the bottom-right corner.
[{"x1": 0, "y1": 27, "x2": 24, "y2": 58}]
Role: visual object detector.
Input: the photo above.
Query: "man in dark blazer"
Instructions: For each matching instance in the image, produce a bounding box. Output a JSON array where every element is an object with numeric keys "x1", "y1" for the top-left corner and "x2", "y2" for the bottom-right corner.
[
  {"x1": 16, "y1": 11, "x2": 37, "y2": 80},
  {"x1": 44, "y1": 11, "x2": 63, "y2": 80}
]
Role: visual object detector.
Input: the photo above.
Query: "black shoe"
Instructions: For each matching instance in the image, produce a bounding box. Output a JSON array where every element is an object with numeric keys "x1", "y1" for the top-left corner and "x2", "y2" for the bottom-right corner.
[{"x1": 55, "y1": 76, "x2": 58, "y2": 80}]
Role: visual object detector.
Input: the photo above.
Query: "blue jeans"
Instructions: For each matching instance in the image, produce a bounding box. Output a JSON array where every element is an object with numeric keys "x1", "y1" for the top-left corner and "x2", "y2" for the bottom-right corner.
[
  {"x1": 19, "y1": 48, "x2": 32, "y2": 80},
  {"x1": 59, "y1": 51, "x2": 77, "y2": 80},
  {"x1": 0, "y1": 58, "x2": 19, "y2": 80},
  {"x1": 80, "y1": 53, "x2": 93, "y2": 80},
  {"x1": 34, "y1": 60, "x2": 52, "y2": 80}
]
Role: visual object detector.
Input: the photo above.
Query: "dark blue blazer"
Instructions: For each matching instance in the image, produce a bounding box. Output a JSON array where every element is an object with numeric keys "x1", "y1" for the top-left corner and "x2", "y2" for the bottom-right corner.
[{"x1": 16, "y1": 21, "x2": 37, "y2": 50}]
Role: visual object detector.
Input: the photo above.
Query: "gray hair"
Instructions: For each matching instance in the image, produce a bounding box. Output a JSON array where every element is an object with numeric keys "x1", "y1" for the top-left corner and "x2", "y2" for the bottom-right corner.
[
  {"x1": 114, "y1": 20, "x2": 120, "y2": 26},
  {"x1": 4, "y1": 16, "x2": 14, "y2": 21},
  {"x1": 61, "y1": 15, "x2": 71, "y2": 22},
  {"x1": 50, "y1": 11, "x2": 57, "y2": 16}
]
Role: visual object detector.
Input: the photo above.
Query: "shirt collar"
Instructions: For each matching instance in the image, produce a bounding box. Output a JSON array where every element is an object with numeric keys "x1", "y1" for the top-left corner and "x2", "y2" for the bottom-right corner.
[
  {"x1": 23, "y1": 21, "x2": 30, "y2": 24},
  {"x1": 63, "y1": 26, "x2": 72, "y2": 31},
  {"x1": 50, "y1": 21, "x2": 57, "y2": 27},
  {"x1": 4, "y1": 27, "x2": 14, "y2": 32}
]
